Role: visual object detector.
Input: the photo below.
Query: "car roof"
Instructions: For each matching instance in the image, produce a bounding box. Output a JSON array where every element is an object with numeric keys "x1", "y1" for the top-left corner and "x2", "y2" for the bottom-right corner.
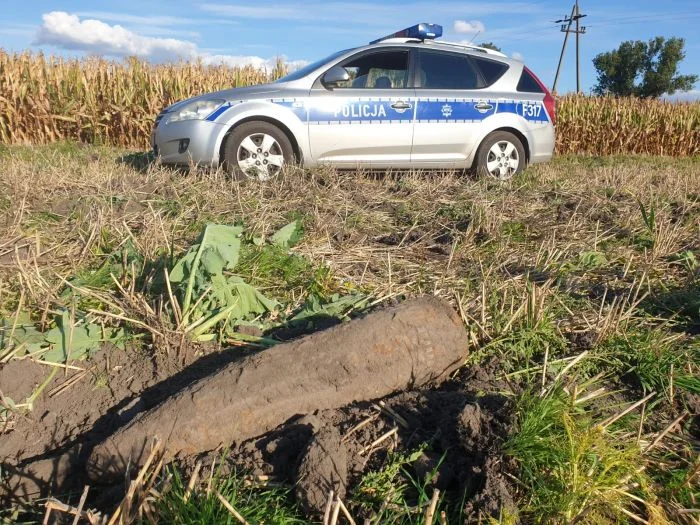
[{"x1": 360, "y1": 38, "x2": 518, "y2": 65}]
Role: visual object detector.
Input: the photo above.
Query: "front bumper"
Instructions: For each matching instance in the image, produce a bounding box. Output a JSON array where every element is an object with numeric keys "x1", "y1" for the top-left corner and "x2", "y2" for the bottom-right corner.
[{"x1": 152, "y1": 117, "x2": 225, "y2": 166}]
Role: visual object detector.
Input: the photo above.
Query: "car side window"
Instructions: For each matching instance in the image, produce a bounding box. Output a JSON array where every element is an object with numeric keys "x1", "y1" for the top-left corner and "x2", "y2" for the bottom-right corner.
[
  {"x1": 418, "y1": 50, "x2": 482, "y2": 90},
  {"x1": 473, "y1": 57, "x2": 509, "y2": 86},
  {"x1": 335, "y1": 50, "x2": 409, "y2": 89}
]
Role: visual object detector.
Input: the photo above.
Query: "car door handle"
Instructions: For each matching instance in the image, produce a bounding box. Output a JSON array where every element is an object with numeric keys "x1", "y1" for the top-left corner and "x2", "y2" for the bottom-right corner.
[
  {"x1": 391, "y1": 101, "x2": 412, "y2": 110},
  {"x1": 474, "y1": 102, "x2": 493, "y2": 111}
]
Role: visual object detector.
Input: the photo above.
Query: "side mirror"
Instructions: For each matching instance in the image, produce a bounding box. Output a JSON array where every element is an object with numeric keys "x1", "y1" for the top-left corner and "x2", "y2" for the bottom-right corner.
[{"x1": 322, "y1": 66, "x2": 350, "y2": 89}]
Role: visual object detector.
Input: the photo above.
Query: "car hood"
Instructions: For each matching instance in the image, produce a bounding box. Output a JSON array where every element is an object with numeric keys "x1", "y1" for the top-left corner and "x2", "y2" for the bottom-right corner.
[{"x1": 165, "y1": 83, "x2": 290, "y2": 112}]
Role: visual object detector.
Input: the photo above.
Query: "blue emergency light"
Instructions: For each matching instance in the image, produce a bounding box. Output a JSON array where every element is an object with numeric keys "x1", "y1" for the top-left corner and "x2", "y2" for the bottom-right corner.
[{"x1": 370, "y1": 23, "x2": 443, "y2": 44}]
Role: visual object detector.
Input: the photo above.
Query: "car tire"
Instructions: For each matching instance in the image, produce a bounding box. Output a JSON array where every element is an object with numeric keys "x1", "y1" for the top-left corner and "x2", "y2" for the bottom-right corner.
[
  {"x1": 474, "y1": 131, "x2": 526, "y2": 181},
  {"x1": 222, "y1": 122, "x2": 295, "y2": 181}
]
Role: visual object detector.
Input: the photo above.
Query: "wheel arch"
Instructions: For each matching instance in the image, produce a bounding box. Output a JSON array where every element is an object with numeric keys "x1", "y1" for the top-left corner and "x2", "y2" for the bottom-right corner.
[{"x1": 218, "y1": 116, "x2": 302, "y2": 166}]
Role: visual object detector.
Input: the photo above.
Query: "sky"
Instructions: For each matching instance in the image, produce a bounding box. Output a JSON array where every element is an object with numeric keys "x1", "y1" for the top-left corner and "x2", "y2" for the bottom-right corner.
[{"x1": 0, "y1": 0, "x2": 698, "y2": 97}]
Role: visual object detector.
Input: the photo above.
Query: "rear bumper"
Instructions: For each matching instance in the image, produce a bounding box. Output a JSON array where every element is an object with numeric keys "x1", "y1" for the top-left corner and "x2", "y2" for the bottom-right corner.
[
  {"x1": 529, "y1": 125, "x2": 555, "y2": 164},
  {"x1": 152, "y1": 118, "x2": 225, "y2": 166}
]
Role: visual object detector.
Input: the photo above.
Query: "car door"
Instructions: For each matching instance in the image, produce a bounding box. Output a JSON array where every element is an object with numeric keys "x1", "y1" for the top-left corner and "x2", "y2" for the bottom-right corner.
[
  {"x1": 307, "y1": 49, "x2": 416, "y2": 168},
  {"x1": 411, "y1": 49, "x2": 497, "y2": 166}
]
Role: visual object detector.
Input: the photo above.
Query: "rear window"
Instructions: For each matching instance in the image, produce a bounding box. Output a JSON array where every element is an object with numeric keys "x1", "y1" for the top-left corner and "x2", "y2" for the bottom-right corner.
[
  {"x1": 473, "y1": 58, "x2": 509, "y2": 86},
  {"x1": 517, "y1": 69, "x2": 544, "y2": 93}
]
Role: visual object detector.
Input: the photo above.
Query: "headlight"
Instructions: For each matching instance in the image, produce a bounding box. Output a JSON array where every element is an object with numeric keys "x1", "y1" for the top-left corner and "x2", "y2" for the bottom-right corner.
[{"x1": 166, "y1": 99, "x2": 226, "y2": 123}]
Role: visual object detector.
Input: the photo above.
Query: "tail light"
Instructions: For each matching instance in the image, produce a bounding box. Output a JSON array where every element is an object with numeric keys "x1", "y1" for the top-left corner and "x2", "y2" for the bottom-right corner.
[{"x1": 525, "y1": 66, "x2": 556, "y2": 124}]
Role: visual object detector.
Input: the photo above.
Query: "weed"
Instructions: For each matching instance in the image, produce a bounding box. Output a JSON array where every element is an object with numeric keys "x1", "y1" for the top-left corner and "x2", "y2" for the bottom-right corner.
[
  {"x1": 597, "y1": 328, "x2": 700, "y2": 400},
  {"x1": 353, "y1": 446, "x2": 462, "y2": 524},
  {"x1": 577, "y1": 250, "x2": 608, "y2": 269},
  {"x1": 147, "y1": 467, "x2": 304, "y2": 524},
  {"x1": 475, "y1": 282, "x2": 568, "y2": 371},
  {"x1": 501, "y1": 221, "x2": 527, "y2": 242},
  {"x1": 505, "y1": 388, "x2": 661, "y2": 524}
]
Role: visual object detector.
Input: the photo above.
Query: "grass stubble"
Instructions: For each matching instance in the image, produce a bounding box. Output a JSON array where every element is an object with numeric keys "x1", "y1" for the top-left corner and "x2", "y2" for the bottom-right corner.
[{"x1": 0, "y1": 145, "x2": 698, "y2": 524}]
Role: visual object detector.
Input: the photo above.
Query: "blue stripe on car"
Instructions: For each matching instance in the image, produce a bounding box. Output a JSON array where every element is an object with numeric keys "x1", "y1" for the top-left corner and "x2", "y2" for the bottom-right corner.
[
  {"x1": 308, "y1": 100, "x2": 414, "y2": 123},
  {"x1": 212, "y1": 98, "x2": 548, "y2": 124},
  {"x1": 415, "y1": 99, "x2": 496, "y2": 121},
  {"x1": 497, "y1": 100, "x2": 549, "y2": 123},
  {"x1": 205, "y1": 102, "x2": 233, "y2": 121}
]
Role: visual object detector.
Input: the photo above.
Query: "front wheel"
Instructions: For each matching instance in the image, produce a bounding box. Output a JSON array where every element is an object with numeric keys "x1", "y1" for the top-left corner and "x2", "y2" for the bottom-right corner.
[
  {"x1": 222, "y1": 122, "x2": 295, "y2": 181},
  {"x1": 474, "y1": 131, "x2": 526, "y2": 181}
]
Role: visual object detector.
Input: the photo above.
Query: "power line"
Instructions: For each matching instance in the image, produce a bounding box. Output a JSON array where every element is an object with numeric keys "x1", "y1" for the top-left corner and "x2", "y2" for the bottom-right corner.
[
  {"x1": 553, "y1": 1, "x2": 586, "y2": 93},
  {"x1": 586, "y1": 12, "x2": 700, "y2": 28}
]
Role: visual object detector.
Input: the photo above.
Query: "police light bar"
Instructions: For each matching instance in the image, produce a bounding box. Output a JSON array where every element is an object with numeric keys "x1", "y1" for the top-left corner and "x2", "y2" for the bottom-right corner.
[{"x1": 370, "y1": 23, "x2": 443, "y2": 44}]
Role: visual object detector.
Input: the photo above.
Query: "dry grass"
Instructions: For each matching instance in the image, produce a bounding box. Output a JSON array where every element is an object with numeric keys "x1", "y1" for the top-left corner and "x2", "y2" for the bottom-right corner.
[
  {"x1": 0, "y1": 146, "x2": 698, "y2": 523},
  {"x1": 0, "y1": 147, "x2": 697, "y2": 331},
  {"x1": 1, "y1": 50, "x2": 698, "y2": 156}
]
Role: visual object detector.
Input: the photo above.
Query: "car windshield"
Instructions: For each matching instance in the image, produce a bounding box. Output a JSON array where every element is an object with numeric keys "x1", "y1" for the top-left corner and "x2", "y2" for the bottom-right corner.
[{"x1": 275, "y1": 49, "x2": 353, "y2": 83}]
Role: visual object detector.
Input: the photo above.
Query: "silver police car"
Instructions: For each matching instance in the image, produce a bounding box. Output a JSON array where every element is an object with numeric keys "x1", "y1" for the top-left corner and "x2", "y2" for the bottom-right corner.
[{"x1": 153, "y1": 23, "x2": 555, "y2": 181}]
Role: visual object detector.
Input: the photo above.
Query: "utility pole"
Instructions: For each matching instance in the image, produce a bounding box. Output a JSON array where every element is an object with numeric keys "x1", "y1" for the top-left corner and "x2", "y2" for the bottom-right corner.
[{"x1": 552, "y1": 1, "x2": 587, "y2": 94}]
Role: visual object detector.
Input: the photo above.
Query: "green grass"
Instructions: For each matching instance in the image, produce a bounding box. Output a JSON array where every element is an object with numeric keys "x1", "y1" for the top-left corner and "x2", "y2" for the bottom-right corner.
[
  {"x1": 505, "y1": 388, "x2": 656, "y2": 524},
  {"x1": 597, "y1": 328, "x2": 700, "y2": 401},
  {"x1": 146, "y1": 467, "x2": 304, "y2": 524}
]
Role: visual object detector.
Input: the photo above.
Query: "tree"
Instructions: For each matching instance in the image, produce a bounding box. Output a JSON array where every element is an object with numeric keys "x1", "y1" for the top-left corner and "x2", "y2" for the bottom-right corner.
[
  {"x1": 479, "y1": 42, "x2": 502, "y2": 52},
  {"x1": 592, "y1": 37, "x2": 697, "y2": 98}
]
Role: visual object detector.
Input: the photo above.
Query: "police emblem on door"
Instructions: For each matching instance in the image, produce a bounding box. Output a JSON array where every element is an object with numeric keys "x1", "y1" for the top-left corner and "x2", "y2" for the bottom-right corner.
[{"x1": 441, "y1": 104, "x2": 453, "y2": 118}]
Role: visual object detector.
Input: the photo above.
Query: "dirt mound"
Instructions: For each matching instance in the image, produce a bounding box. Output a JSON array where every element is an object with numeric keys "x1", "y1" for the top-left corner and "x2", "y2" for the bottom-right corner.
[
  {"x1": 204, "y1": 382, "x2": 515, "y2": 522},
  {"x1": 295, "y1": 421, "x2": 348, "y2": 516},
  {"x1": 0, "y1": 359, "x2": 47, "y2": 404}
]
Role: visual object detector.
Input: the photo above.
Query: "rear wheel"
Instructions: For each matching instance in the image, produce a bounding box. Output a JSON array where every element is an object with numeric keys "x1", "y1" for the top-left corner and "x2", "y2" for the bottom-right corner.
[
  {"x1": 475, "y1": 131, "x2": 526, "y2": 181},
  {"x1": 223, "y1": 122, "x2": 294, "y2": 181}
]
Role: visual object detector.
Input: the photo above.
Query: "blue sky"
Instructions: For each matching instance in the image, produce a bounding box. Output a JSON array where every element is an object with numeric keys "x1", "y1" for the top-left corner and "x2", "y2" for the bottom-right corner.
[{"x1": 1, "y1": 0, "x2": 698, "y2": 96}]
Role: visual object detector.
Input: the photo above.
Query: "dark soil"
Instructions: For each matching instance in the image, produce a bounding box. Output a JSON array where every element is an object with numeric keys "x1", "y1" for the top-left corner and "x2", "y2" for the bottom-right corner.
[
  {"x1": 0, "y1": 342, "x2": 234, "y2": 501},
  {"x1": 205, "y1": 375, "x2": 516, "y2": 522},
  {"x1": 295, "y1": 421, "x2": 348, "y2": 516}
]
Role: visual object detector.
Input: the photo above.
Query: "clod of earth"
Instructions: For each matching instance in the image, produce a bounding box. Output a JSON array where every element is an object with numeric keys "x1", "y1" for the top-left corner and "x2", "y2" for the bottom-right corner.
[
  {"x1": 86, "y1": 296, "x2": 468, "y2": 482},
  {"x1": 295, "y1": 424, "x2": 347, "y2": 516}
]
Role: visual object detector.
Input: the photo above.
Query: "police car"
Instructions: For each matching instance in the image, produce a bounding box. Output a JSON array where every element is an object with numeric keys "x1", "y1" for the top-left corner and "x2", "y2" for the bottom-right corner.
[{"x1": 153, "y1": 23, "x2": 555, "y2": 180}]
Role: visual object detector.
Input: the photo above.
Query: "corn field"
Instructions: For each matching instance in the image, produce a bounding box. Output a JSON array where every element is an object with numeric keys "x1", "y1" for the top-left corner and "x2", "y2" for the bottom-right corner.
[{"x1": 1, "y1": 50, "x2": 698, "y2": 156}]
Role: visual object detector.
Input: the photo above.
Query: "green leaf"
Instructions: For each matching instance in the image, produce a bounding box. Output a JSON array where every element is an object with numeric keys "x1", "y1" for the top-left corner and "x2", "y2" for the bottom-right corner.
[
  {"x1": 228, "y1": 276, "x2": 279, "y2": 317},
  {"x1": 269, "y1": 220, "x2": 302, "y2": 249},
  {"x1": 1, "y1": 317, "x2": 45, "y2": 355},
  {"x1": 291, "y1": 293, "x2": 369, "y2": 322},
  {"x1": 42, "y1": 311, "x2": 125, "y2": 363},
  {"x1": 578, "y1": 251, "x2": 607, "y2": 269},
  {"x1": 169, "y1": 248, "x2": 197, "y2": 284},
  {"x1": 170, "y1": 224, "x2": 243, "y2": 318}
]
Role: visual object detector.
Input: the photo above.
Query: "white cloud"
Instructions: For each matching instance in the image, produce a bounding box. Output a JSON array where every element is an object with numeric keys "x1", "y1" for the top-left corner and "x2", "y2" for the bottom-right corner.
[
  {"x1": 74, "y1": 12, "x2": 196, "y2": 27},
  {"x1": 34, "y1": 12, "x2": 198, "y2": 61},
  {"x1": 33, "y1": 11, "x2": 300, "y2": 71},
  {"x1": 453, "y1": 20, "x2": 486, "y2": 35},
  {"x1": 511, "y1": 51, "x2": 524, "y2": 61},
  {"x1": 662, "y1": 89, "x2": 700, "y2": 102}
]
